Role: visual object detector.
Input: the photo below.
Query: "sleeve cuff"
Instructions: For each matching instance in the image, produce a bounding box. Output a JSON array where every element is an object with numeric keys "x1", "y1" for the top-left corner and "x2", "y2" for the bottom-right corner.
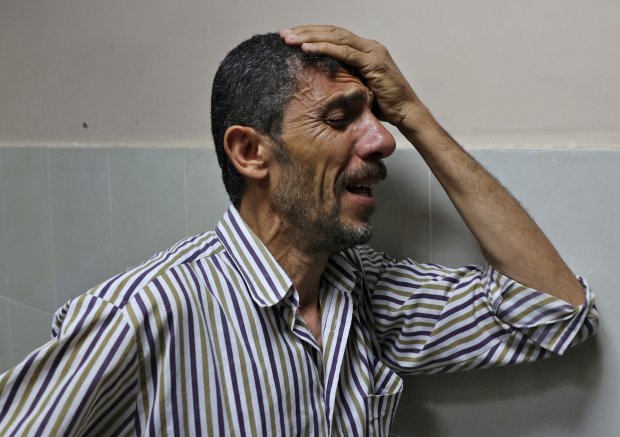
[{"x1": 483, "y1": 265, "x2": 597, "y2": 355}]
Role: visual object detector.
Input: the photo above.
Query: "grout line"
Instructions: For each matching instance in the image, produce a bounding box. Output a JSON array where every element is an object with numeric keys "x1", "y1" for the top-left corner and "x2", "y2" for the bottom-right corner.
[
  {"x1": 47, "y1": 150, "x2": 59, "y2": 310},
  {"x1": 183, "y1": 152, "x2": 189, "y2": 236},
  {"x1": 2, "y1": 297, "x2": 15, "y2": 363},
  {"x1": 1, "y1": 140, "x2": 620, "y2": 150},
  {"x1": 0, "y1": 142, "x2": 217, "y2": 149},
  {"x1": 0, "y1": 294, "x2": 54, "y2": 316},
  {"x1": 0, "y1": 152, "x2": 11, "y2": 357},
  {"x1": 0, "y1": 150, "x2": 9, "y2": 306},
  {"x1": 107, "y1": 152, "x2": 113, "y2": 255},
  {"x1": 427, "y1": 169, "x2": 433, "y2": 263}
]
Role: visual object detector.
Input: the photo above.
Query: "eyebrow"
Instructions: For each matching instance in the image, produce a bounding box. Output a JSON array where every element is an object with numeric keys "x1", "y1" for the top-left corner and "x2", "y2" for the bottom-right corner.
[{"x1": 321, "y1": 89, "x2": 373, "y2": 113}]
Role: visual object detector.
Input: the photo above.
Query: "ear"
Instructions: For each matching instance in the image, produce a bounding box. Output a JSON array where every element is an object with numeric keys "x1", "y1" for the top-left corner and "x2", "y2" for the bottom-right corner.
[{"x1": 223, "y1": 125, "x2": 271, "y2": 181}]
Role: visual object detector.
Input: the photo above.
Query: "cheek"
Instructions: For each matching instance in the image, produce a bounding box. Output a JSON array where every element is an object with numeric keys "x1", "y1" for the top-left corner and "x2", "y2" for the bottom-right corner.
[
  {"x1": 319, "y1": 164, "x2": 347, "y2": 201},
  {"x1": 282, "y1": 127, "x2": 351, "y2": 197}
]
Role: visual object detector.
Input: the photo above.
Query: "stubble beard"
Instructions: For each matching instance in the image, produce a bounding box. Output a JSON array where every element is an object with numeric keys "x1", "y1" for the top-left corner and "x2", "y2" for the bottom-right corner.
[{"x1": 272, "y1": 150, "x2": 384, "y2": 253}]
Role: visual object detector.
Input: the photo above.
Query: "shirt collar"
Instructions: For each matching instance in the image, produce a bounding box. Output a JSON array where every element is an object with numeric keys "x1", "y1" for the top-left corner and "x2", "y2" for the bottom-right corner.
[
  {"x1": 216, "y1": 205, "x2": 360, "y2": 307},
  {"x1": 324, "y1": 250, "x2": 359, "y2": 294},
  {"x1": 216, "y1": 205, "x2": 293, "y2": 307}
]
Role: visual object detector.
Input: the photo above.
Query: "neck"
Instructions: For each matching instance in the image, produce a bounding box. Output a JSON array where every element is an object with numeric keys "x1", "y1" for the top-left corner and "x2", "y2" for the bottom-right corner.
[{"x1": 238, "y1": 196, "x2": 330, "y2": 308}]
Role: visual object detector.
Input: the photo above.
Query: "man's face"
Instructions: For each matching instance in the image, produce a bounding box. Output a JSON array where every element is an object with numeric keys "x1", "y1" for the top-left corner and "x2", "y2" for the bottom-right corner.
[{"x1": 270, "y1": 67, "x2": 396, "y2": 252}]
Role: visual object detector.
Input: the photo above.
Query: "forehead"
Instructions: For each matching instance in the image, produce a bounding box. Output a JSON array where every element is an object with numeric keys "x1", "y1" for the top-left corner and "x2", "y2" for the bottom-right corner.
[{"x1": 287, "y1": 67, "x2": 371, "y2": 112}]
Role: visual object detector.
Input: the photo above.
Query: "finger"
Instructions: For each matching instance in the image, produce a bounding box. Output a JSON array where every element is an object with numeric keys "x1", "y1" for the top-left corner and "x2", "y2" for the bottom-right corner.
[
  {"x1": 284, "y1": 27, "x2": 366, "y2": 50},
  {"x1": 299, "y1": 41, "x2": 368, "y2": 70},
  {"x1": 281, "y1": 25, "x2": 370, "y2": 52},
  {"x1": 283, "y1": 24, "x2": 351, "y2": 37}
]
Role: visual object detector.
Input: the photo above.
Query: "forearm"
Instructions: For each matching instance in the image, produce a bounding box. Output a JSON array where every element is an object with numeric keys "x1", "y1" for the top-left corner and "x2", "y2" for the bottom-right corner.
[
  {"x1": 399, "y1": 106, "x2": 585, "y2": 307},
  {"x1": 279, "y1": 25, "x2": 585, "y2": 307}
]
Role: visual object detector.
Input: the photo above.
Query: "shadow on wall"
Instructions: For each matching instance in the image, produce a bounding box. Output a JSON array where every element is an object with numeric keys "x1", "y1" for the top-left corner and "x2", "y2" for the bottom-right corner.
[
  {"x1": 370, "y1": 149, "x2": 430, "y2": 262},
  {"x1": 391, "y1": 339, "x2": 602, "y2": 436},
  {"x1": 370, "y1": 149, "x2": 607, "y2": 437}
]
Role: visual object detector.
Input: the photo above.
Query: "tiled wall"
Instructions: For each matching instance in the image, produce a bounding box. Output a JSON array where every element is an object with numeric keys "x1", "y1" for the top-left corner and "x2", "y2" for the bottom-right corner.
[
  {"x1": 0, "y1": 147, "x2": 229, "y2": 370},
  {"x1": 0, "y1": 147, "x2": 617, "y2": 436}
]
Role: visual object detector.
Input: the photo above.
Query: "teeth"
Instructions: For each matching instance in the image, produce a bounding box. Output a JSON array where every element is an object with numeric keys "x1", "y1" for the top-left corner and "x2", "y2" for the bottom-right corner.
[{"x1": 350, "y1": 182, "x2": 377, "y2": 189}]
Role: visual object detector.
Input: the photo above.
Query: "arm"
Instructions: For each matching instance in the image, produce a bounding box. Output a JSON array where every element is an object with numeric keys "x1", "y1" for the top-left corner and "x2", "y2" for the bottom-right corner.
[
  {"x1": 355, "y1": 245, "x2": 598, "y2": 374},
  {"x1": 281, "y1": 25, "x2": 584, "y2": 307},
  {"x1": 0, "y1": 294, "x2": 139, "y2": 435},
  {"x1": 398, "y1": 114, "x2": 585, "y2": 307}
]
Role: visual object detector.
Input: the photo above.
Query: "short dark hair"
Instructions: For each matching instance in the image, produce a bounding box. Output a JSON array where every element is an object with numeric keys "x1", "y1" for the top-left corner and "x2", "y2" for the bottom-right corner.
[{"x1": 211, "y1": 32, "x2": 353, "y2": 206}]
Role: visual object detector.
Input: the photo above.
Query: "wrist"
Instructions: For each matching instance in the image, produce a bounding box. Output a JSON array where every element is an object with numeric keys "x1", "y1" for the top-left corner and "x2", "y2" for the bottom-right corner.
[{"x1": 396, "y1": 103, "x2": 440, "y2": 138}]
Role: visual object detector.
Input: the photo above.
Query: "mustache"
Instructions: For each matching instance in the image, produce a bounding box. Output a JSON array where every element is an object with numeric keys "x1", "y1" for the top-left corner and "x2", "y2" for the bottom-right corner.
[{"x1": 335, "y1": 160, "x2": 388, "y2": 192}]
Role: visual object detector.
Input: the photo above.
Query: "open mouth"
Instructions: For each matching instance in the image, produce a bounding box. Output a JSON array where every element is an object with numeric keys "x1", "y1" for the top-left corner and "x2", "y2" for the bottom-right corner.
[
  {"x1": 341, "y1": 162, "x2": 386, "y2": 200},
  {"x1": 346, "y1": 182, "x2": 376, "y2": 197}
]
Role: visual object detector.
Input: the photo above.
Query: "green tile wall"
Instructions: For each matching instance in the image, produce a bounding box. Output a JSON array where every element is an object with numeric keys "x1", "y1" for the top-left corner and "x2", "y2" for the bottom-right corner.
[{"x1": 0, "y1": 146, "x2": 617, "y2": 437}]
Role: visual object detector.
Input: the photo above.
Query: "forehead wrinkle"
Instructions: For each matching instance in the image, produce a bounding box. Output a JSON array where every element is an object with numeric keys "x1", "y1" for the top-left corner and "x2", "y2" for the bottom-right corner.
[
  {"x1": 290, "y1": 68, "x2": 373, "y2": 113},
  {"x1": 284, "y1": 81, "x2": 323, "y2": 121},
  {"x1": 321, "y1": 88, "x2": 373, "y2": 113}
]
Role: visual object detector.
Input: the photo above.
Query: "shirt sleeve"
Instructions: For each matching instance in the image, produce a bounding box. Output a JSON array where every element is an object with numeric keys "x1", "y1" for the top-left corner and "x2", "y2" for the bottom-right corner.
[
  {"x1": 0, "y1": 294, "x2": 139, "y2": 436},
  {"x1": 355, "y1": 245, "x2": 599, "y2": 375}
]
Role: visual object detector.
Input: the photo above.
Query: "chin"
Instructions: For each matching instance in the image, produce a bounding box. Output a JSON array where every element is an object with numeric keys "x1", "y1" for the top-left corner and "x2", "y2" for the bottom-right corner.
[{"x1": 320, "y1": 221, "x2": 374, "y2": 252}]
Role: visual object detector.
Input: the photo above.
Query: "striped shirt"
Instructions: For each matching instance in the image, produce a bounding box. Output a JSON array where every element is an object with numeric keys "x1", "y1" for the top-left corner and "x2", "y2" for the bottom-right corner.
[{"x1": 0, "y1": 205, "x2": 598, "y2": 436}]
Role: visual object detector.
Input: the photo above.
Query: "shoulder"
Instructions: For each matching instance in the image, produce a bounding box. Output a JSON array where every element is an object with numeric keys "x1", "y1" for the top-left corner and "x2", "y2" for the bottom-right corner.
[
  {"x1": 52, "y1": 231, "x2": 224, "y2": 335},
  {"x1": 89, "y1": 231, "x2": 222, "y2": 307}
]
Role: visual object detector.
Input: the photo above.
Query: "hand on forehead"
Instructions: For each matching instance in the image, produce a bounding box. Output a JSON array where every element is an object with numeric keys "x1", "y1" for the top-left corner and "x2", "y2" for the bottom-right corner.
[
  {"x1": 280, "y1": 24, "x2": 420, "y2": 129},
  {"x1": 280, "y1": 25, "x2": 370, "y2": 71}
]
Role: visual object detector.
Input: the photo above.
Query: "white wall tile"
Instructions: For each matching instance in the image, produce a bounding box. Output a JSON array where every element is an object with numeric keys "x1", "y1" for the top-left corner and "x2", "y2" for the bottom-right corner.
[
  {"x1": 0, "y1": 297, "x2": 12, "y2": 374},
  {"x1": 109, "y1": 149, "x2": 187, "y2": 273},
  {"x1": 50, "y1": 149, "x2": 113, "y2": 306},
  {"x1": 371, "y1": 149, "x2": 430, "y2": 262},
  {"x1": 0, "y1": 149, "x2": 56, "y2": 312},
  {"x1": 0, "y1": 147, "x2": 617, "y2": 436},
  {"x1": 0, "y1": 150, "x2": 6, "y2": 298},
  {"x1": 185, "y1": 148, "x2": 230, "y2": 235},
  {"x1": 8, "y1": 301, "x2": 53, "y2": 369}
]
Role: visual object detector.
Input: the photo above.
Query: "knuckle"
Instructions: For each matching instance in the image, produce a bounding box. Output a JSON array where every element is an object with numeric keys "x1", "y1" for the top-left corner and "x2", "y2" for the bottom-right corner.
[
  {"x1": 326, "y1": 25, "x2": 339, "y2": 33},
  {"x1": 326, "y1": 25, "x2": 348, "y2": 44},
  {"x1": 375, "y1": 44, "x2": 388, "y2": 55},
  {"x1": 374, "y1": 62, "x2": 388, "y2": 74}
]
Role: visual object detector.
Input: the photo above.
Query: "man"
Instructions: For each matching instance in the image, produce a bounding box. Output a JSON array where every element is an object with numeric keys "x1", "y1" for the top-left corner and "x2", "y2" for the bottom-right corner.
[{"x1": 0, "y1": 25, "x2": 598, "y2": 436}]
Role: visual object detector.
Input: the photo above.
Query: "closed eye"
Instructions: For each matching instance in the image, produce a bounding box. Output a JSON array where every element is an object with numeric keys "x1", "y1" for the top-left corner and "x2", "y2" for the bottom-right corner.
[
  {"x1": 322, "y1": 89, "x2": 371, "y2": 130},
  {"x1": 325, "y1": 116, "x2": 349, "y2": 129}
]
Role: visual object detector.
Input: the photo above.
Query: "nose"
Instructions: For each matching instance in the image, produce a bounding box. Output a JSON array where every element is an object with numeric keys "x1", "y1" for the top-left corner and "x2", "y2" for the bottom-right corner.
[{"x1": 355, "y1": 113, "x2": 396, "y2": 161}]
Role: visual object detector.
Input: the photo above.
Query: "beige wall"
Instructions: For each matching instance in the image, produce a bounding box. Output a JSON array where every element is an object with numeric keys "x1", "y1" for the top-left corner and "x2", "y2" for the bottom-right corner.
[{"x1": 1, "y1": 0, "x2": 619, "y2": 148}]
